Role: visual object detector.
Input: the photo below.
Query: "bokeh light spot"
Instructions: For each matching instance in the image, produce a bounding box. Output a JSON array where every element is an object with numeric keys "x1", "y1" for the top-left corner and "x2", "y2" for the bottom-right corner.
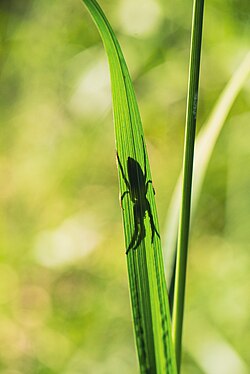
[
  {"x1": 118, "y1": 0, "x2": 161, "y2": 37},
  {"x1": 33, "y1": 213, "x2": 102, "y2": 267}
]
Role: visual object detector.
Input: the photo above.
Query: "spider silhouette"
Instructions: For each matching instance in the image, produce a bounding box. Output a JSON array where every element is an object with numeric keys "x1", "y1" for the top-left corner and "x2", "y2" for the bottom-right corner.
[{"x1": 116, "y1": 138, "x2": 160, "y2": 254}]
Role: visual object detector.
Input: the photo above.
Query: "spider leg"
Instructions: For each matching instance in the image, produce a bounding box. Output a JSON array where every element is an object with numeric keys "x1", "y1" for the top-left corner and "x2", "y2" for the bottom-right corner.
[
  {"x1": 146, "y1": 180, "x2": 155, "y2": 194},
  {"x1": 146, "y1": 199, "x2": 160, "y2": 243},
  {"x1": 120, "y1": 190, "x2": 129, "y2": 209},
  {"x1": 141, "y1": 137, "x2": 155, "y2": 195},
  {"x1": 133, "y1": 217, "x2": 146, "y2": 251},
  {"x1": 142, "y1": 137, "x2": 156, "y2": 195},
  {"x1": 126, "y1": 204, "x2": 140, "y2": 254},
  {"x1": 116, "y1": 151, "x2": 130, "y2": 189},
  {"x1": 141, "y1": 135, "x2": 147, "y2": 179}
]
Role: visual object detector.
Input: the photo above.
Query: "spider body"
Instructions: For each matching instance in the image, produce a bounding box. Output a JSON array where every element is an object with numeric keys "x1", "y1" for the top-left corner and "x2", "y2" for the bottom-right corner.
[
  {"x1": 116, "y1": 138, "x2": 160, "y2": 254},
  {"x1": 126, "y1": 157, "x2": 146, "y2": 203}
]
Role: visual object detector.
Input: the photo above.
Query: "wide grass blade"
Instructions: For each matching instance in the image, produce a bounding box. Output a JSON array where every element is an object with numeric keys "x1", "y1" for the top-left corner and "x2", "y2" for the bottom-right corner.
[
  {"x1": 82, "y1": 1, "x2": 177, "y2": 373},
  {"x1": 164, "y1": 52, "x2": 250, "y2": 297}
]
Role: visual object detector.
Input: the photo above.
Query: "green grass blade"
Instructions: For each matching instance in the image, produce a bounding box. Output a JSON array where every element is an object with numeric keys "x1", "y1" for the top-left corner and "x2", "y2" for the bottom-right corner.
[
  {"x1": 82, "y1": 1, "x2": 177, "y2": 373},
  {"x1": 164, "y1": 51, "x2": 250, "y2": 295},
  {"x1": 172, "y1": 0, "x2": 205, "y2": 371}
]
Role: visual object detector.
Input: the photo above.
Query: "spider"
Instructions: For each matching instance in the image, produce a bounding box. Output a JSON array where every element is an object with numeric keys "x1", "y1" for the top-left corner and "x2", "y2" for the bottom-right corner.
[{"x1": 116, "y1": 137, "x2": 160, "y2": 254}]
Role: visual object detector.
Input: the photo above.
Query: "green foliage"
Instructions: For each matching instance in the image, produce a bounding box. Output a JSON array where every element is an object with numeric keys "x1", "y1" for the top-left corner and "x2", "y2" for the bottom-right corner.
[
  {"x1": 0, "y1": 0, "x2": 249, "y2": 373},
  {"x1": 172, "y1": 1, "x2": 204, "y2": 371},
  {"x1": 82, "y1": 0, "x2": 176, "y2": 372},
  {"x1": 164, "y1": 52, "x2": 250, "y2": 290}
]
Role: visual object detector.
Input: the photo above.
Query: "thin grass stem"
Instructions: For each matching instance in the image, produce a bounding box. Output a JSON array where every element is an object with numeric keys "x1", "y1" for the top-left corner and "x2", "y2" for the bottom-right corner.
[{"x1": 172, "y1": 0, "x2": 205, "y2": 372}]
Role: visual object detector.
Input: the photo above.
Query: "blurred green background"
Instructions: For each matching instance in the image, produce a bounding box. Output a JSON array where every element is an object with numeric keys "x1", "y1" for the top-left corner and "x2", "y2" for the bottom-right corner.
[{"x1": 0, "y1": 0, "x2": 249, "y2": 373}]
